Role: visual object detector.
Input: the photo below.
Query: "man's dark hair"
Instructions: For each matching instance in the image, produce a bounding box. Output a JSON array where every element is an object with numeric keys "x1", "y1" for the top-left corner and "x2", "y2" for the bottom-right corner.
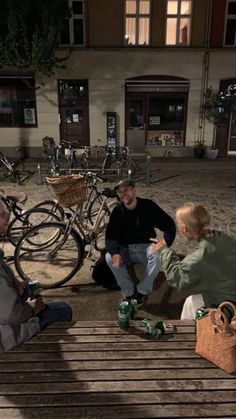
[{"x1": 114, "y1": 179, "x2": 135, "y2": 191}]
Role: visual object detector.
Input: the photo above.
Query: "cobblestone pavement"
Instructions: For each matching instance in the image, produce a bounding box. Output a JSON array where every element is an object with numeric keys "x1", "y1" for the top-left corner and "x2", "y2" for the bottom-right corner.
[{"x1": 1, "y1": 157, "x2": 236, "y2": 320}]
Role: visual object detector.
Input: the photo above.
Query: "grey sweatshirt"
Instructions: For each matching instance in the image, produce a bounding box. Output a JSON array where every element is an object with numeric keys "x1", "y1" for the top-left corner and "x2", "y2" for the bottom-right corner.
[{"x1": 0, "y1": 250, "x2": 40, "y2": 353}]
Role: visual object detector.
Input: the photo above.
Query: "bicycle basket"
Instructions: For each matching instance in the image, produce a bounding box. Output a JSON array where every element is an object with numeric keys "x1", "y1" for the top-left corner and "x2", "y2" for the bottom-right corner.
[{"x1": 46, "y1": 174, "x2": 86, "y2": 207}]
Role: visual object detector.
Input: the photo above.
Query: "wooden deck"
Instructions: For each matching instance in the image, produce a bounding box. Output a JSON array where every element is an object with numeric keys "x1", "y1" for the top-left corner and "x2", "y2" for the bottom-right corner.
[{"x1": 0, "y1": 320, "x2": 235, "y2": 418}]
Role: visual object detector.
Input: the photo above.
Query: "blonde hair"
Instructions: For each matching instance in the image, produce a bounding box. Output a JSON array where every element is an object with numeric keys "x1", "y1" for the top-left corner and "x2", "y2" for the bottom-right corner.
[{"x1": 176, "y1": 202, "x2": 213, "y2": 240}]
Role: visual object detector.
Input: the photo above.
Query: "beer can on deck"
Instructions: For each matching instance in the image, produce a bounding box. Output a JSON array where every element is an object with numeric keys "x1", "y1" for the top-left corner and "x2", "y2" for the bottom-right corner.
[
  {"x1": 118, "y1": 302, "x2": 130, "y2": 330},
  {"x1": 29, "y1": 280, "x2": 40, "y2": 300}
]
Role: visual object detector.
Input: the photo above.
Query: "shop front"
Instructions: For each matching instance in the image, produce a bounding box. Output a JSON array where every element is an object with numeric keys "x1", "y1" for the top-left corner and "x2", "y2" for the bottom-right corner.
[{"x1": 125, "y1": 76, "x2": 189, "y2": 153}]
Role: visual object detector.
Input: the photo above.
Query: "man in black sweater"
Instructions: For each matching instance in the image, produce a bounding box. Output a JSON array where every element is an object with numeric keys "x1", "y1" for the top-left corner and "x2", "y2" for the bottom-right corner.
[{"x1": 105, "y1": 179, "x2": 176, "y2": 306}]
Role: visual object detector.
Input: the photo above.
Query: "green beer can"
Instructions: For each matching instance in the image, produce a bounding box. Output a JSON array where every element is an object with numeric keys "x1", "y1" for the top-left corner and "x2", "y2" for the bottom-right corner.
[
  {"x1": 129, "y1": 299, "x2": 137, "y2": 320},
  {"x1": 29, "y1": 280, "x2": 40, "y2": 300},
  {"x1": 118, "y1": 302, "x2": 130, "y2": 330},
  {"x1": 195, "y1": 307, "x2": 206, "y2": 333}
]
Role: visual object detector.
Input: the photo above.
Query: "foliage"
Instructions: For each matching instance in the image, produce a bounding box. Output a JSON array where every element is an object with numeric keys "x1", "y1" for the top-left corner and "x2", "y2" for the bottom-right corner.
[
  {"x1": 194, "y1": 138, "x2": 206, "y2": 150},
  {"x1": 203, "y1": 84, "x2": 236, "y2": 126},
  {"x1": 0, "y1": 0, "x2": 70, "y2": 77}
]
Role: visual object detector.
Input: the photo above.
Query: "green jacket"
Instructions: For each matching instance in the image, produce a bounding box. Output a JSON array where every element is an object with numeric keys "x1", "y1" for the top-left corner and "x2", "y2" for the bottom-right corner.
[{"x1": 158, "y1": 230, "x2": 236, "y2": 307}]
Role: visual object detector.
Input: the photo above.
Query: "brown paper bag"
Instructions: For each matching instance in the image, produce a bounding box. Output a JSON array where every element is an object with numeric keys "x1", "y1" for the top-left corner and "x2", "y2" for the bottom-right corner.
[{"x1": 195, "y1": 301, "x2": 236, "y2": 374}]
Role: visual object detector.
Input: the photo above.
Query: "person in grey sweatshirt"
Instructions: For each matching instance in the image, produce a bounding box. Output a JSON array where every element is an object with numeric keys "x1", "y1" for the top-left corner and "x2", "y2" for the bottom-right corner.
[{"x1": 0, "y1": 200, "x2": 72, "y2": 353}]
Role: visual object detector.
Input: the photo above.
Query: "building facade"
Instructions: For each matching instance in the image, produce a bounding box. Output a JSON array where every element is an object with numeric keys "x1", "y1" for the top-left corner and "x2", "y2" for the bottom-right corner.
[{"x1": 0, "y1": 0, "x2": 235, "y2": 157}]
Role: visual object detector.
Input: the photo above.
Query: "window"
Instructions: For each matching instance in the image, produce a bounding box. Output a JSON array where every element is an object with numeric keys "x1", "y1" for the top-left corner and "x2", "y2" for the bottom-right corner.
[
  {"x1": 166, "y1": 0, "x2": 192, "y2": 46},
  {"x1": 0, "y1": 77, "x2": 37, "y2": 128},
  {"x1": 224, "y1": 0, "x2": 236, "y2": 46},
  {"x1": 125, "y1": 0, "x2": 151, "y2": 46},
  {"x1": 60, "y1": 0, "x2": 85, "y2": 45}
]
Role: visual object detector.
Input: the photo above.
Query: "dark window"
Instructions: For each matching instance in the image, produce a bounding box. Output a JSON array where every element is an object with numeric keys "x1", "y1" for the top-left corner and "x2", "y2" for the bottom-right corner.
[
  {"x1": 225, "y1": 19, "x2": 236, "y2": 45},
  {"x1": 0, "y1": 78, "x2": 37, "y2": 128},
  {"x1": 228, "y1": 1, "x2": 236, "y2": 14},
  {"x1": 73, "y1": 19, "x2": 84, "y2": 44},
  {"x1": 60, "y1": 18, "x2": 70, "y2": 44},
  {"x1": 72, "y1": 0, "x2": 83, "y2": 14},
  {"x1": 148, "y1": 97, "x2": 185, "y2": 130},
  {"x1": 60, "y1": 0, "x2": 85, "y2": 45}
]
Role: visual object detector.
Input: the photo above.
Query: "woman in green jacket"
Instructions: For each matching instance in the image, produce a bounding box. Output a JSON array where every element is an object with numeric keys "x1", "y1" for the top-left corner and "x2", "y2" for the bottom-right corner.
[{"x1": 150, "y1": 202, "x2": 236, "y2": 319}]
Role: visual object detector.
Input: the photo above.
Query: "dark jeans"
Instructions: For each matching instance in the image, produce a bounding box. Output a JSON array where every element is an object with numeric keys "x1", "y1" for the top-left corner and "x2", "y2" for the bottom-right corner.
[
  {"x1": 22, "y1": 283, "x2": 72, "y2": 330},
  {"x1": 36, "y1": 302, "x2": 72, "y2": 330}
]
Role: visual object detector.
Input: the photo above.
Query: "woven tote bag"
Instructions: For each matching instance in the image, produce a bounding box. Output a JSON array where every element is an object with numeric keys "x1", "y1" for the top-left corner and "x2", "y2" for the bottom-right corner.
[{"x1": 195, "y1": 301, "x2": 236, "y2": 374}]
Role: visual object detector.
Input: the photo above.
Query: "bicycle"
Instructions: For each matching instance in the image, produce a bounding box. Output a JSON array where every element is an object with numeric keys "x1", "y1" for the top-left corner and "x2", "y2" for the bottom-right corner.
[
  {"x1": 101, "y1": 146, "x2": 135, "y2": 178},
  {"x1": 61, "y1": 140, "x2": 90, "y2": 173},
  {"x1": 42, "y1": 137, "x2": 63, "y2": 175},
  {"x1": 0, "y1": 190, "x2": 65, "y2": 248},
  {"x1": 14, "y1": 187, "x2": 118, "y2": 288},
  {"x1": 0, "y1": 150, "x2": 25, "y2": 183}
]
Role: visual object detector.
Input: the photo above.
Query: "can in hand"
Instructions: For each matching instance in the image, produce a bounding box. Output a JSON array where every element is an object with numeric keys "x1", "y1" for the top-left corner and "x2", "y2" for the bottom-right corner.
[
  {"x1": 29, "y1": 280, "x2": 40, "y2": 300},
  {"x1": 129, "y1": 299, "x2": 137, "y2": 320},
  {"x1": 118, "y1": 302, "x2": 130, "y2": 330}
]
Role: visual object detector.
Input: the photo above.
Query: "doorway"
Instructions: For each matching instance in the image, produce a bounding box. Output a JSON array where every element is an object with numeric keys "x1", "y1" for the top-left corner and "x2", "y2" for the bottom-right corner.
[{"x1": 58, "y1": 80, "x2": 89, "y2": 147}]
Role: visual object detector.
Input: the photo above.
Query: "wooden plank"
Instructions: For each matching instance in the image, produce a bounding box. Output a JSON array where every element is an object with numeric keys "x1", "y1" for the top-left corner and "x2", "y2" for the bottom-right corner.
[
  {"x1": 0, "y1": 390, "x2": 235, "y2": 407},
  {"x1": 49, "y1": 320, "x2": 195, "y2": 328},
  {"x1": 0, "y1": 379, "x2": 235, "y2": 394},
  {"x1": 27, "y1": 333, "x2": 197, "y2": 343},
  {"x1": 10, "y1": 341, "x2": 196, "y2": 352},
  {"x1": 40, "y1": 326, "x2": 195, "y2": 335},
  {"x1": 0, "y1": 403, "x2": 235, "y2": 418},
  {"x1": 0, "y1": 368, "x2": 232, "y2": 383},
  {"x1": 0, "y1": 349, "x2": 201, "y2": 361},
  {"x1": 0, "y1": 358, "x2": 218, "y2": 371}
]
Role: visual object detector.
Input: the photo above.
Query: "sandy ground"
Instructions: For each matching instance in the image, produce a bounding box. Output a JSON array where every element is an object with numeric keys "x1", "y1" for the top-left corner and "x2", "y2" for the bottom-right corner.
[{"x1": 1, "y1": 156, "x2": 236, "y2": 321}]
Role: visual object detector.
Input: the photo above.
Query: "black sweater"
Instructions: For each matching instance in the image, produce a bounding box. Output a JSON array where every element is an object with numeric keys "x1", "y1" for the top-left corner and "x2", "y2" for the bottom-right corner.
[{"x1": 106, "y1": 197, "x2": 176, "y2": 255}]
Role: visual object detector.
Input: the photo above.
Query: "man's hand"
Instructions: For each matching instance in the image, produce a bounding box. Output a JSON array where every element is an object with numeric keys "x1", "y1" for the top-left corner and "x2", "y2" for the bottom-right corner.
[
  {"x1": 111, "y1": 254, "x2": 122, "y2": 267},
  {"x1": 150, "y1": 238, "x2": 167, "y2": 253},
  {"x1": 28, "y1": 296, "x2": 45, "y2": 314}
]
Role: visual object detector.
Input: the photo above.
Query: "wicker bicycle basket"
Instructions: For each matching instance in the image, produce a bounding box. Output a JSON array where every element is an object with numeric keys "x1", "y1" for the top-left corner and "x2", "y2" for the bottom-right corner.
[{"x1": 46, "y1": 174, "x2": 86, "y2": 207}]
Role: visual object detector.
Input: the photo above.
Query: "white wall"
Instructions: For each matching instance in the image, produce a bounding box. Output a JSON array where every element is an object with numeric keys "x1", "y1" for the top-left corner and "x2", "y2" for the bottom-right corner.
[{"x1": 1, "y1": 48, "x2": 234, "y2": 155}]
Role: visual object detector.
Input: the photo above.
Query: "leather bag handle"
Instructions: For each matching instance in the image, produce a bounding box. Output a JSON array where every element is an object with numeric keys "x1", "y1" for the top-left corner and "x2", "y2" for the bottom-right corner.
[
  {"x1": 210, "y1": 308, "x2": 231, "y2": 332},
  {"x1": 218, "y1": 301, "x2": 236, "y2": 318}
]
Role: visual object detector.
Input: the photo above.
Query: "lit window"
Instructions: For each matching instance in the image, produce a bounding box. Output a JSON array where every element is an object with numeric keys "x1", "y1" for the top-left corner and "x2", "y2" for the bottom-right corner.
[
  {"x1": 125, "y1": 0, "x2": 151, "y2": 46},
  {"x1": 224, "y1": 0, "x2": 236, "y2": 46},
  {"x1": 166, "y1": 0, "x2": 192, "y2": 46},
  {"x1": 60, "y1": 0, "x2": 85, "y2": 46}
]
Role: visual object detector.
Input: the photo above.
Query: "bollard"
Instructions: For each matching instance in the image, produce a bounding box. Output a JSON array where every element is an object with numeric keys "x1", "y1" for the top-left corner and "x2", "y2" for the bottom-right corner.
[
  {"x1": 146, "y1": 155, "x2": 152, "y2": 186},
  {"x1": 36, "y1": 163, "x2": 42, "y2": 185}
]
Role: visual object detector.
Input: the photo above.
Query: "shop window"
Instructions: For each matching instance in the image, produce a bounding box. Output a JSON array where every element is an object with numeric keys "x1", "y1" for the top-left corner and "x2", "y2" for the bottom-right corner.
[
  {"x1": 224, "y1": 0, "x2": 236, "y2": 46},
  {"x1": 0, "y1": 77, "x2": 37, "y2": 128},
  {"x1": 60, "y1": 0, "x2": 85, "y2": 45},
  {"x1": 166, "y1": 0, "x2": 192, "y2": 46},
  {"x1": 147, "y1": 96, "x2": 186, "y2": 146},
  {"x1": 125, "y1": 0, "x2": 150, "y2": 46}
]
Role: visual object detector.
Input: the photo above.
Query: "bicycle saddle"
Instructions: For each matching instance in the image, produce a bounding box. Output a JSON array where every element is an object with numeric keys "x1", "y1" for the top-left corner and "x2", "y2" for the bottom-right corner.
[{"x1": 101, "y1": 188, "x2": 117, "y2": 198}]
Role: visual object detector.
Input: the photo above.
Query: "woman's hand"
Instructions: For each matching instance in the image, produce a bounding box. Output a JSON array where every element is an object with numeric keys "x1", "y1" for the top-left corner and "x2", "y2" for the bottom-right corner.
[{"x1": 150, "y1": 238, "x2": 167, "y2": 253}]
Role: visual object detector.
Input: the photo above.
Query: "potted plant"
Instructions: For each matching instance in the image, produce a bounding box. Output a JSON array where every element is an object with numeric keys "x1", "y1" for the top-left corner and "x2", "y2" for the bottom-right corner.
[
  {"x1": 193, "y1": 139, "x2": 206, "y2": 159},
  {"x1": 202, "y1": 84, "x2": 236, "y2": 159}
]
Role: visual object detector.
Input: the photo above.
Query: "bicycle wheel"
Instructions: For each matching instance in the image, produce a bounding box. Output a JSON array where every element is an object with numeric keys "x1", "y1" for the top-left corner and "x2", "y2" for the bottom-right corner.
[
  {"x1": 94, "y1": 200, "x2": 117, "y2": 251},
  {"x1": 120, "y1": 159, "x2": 136, "y2": 177},
  {"x1": 14, "y1": 222, "x2": 85, "y2": 288},
  {"x1": 88, "y1": 194, "x2": 117, "y2": 225},
  {"x1": 87, "y1": 194, "x2": 104, "y2": 225},
  {"x1": 13, "y1": 161, "x2": 25, "y2": 175},
  {"x1": 7, "y1": 208, "x2": 61, "y2": 248},
  {"x1": 33, "y1": 199, "x2": 65, "y2": 221}
]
